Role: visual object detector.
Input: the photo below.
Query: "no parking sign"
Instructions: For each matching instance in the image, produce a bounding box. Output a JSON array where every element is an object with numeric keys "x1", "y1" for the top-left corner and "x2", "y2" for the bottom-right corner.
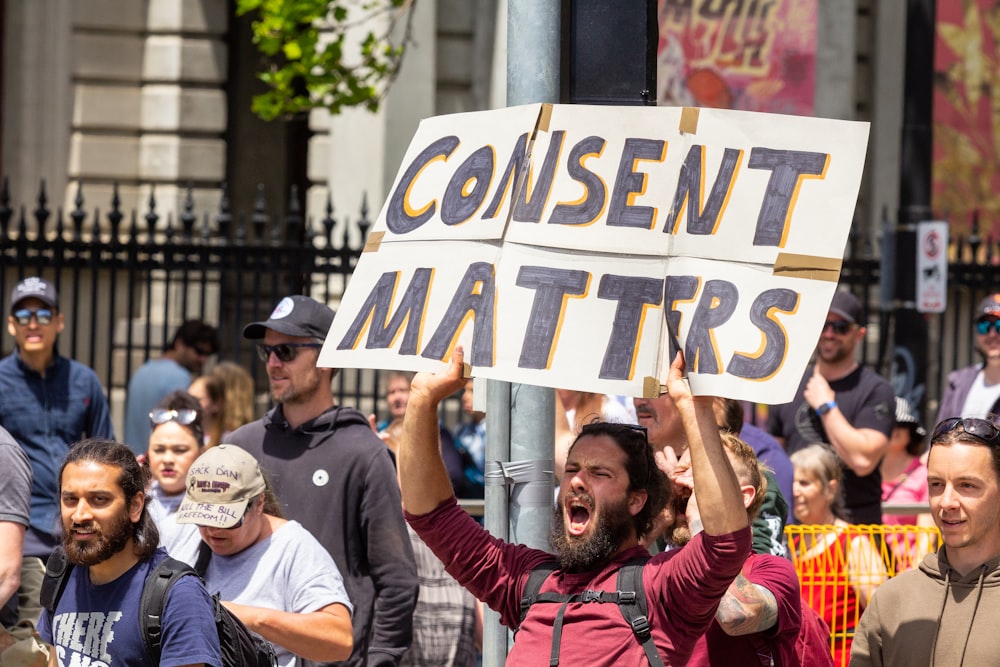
[{"x1": 916, "y1": 221, "x2": 948, "y2": 313}]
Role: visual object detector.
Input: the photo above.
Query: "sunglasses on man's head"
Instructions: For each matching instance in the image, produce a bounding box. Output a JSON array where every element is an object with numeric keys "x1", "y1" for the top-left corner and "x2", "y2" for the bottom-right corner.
[
  {"x1": 149, "y1": 408, "x2": 198, "y2": 427},
  {"x1": 12, "y1": 308, "x2": 53, "y2": 326},
  {"x1": 975, "y1": 318, "x2": 1000, "y2": 336},
  {"x1": 256, "y1": 342, "x2": 323, "y2": 363},
  {"x1": 932, "y1": 417, "x2": 1000, "y2": 448},
  {"x1": 822, "y1": 320, "x2": 852, "y2": 335}
]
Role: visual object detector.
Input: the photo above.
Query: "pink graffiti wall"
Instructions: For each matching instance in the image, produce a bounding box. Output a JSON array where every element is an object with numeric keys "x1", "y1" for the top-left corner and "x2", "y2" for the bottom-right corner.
[
  {"x1": 933, "y1": 1, "x2": 1000, "y2": 239},
  {"x1": 657, "y1": 0, "x2": 817, "y2": 115}
]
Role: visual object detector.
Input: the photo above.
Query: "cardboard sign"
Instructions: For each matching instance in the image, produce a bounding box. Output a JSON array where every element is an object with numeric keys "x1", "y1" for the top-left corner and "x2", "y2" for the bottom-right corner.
[{"x1": 319, "y1": 104, "x2": 869, "y2": 403}]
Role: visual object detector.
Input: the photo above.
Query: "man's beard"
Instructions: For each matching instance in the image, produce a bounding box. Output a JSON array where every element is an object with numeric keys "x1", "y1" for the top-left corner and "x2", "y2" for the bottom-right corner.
[
  {"x1": 63, "y1": 511, "x2": 133, "y2": 566},
  {"x1": 550, "y1": 492, "x2": 633, "y2": 572},
  {"x1": 270, "y1": 369, "x2": 321, "y2": 406}
]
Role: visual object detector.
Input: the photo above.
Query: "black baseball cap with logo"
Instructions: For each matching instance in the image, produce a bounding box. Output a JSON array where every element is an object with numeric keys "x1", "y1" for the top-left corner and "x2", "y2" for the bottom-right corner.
[
  {"x1": 242, "y1": 295, "x2": 334, "y2": 340},
  {"x1": 10, "y1": 277, "x2": 58, "y2": 312}
]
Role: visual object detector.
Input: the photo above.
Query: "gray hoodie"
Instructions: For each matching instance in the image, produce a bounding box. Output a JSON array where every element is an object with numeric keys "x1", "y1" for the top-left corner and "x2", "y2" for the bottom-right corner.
[{"x1": 852, "y1": 549, "x2": 1000, "y2": 666}]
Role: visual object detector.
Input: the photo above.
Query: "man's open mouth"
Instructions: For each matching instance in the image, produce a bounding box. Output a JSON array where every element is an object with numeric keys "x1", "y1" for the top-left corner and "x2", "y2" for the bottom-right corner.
[{"x1": 565, "y1": 496, "x2": 593, "y2": 536}]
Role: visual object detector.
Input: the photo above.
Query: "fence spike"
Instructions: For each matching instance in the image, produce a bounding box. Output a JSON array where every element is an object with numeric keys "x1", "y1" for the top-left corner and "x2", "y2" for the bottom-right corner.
[
  {"x1": 107, "y1": 183, "x2": 123, "y2": 235},
  {"x1": 0, "y1": 178, "x2": 12, "y2": 238},
  {"x1": 357, "y1": 192, "x2": 371, "y2": 242},
  {"x1": 216, "y1": 182, "x2": 232, "y2": 241},
  {"x1": 285, "y1": 183, "x2": 303, "y2": 245},
  {"x1": 145, "y1": 185, "x2": 159, "y2": 234},
  {"x1": 305, "y1": 214, "x2": 316, "y2": 245},
  {"x1": 969, "y1": 210, "x2": 981, "y2": 264},
  {"x1": 323, "y1": 193, "x2": 336, "y2": 247},
  {"x1": 55, "y1": 206, "x2": 64, "y2": 238},
  {"x1": 70, "y1": 182, "x2": 86, "y2": 239},
  {"x1": 165, "y1": 211, "x2": 175, "y2": 242},
  {"x1": 252, "y1": 184, "x2": 269, "y2": 241},
  {"x1": 181, "y1": 183, "x2": 196, "y2": 238},
  {"x1": 201, "y1": 211, "x2": 211, "y2": 241},
  {"x1": 235, "y1": 211, "x2": 247, "y2": 245},
  {"x1": 34, "y1": 180, "x2": 50, "y2": 234}
]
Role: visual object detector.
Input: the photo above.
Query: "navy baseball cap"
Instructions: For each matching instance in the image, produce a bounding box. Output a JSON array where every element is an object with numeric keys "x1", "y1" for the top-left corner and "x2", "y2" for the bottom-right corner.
[
  {"x1": 242, "y1": 295, "x2": 334, "y2": 340},
  {"x1": 10, "y1": 277, "x2": 58, "y2": 312}
]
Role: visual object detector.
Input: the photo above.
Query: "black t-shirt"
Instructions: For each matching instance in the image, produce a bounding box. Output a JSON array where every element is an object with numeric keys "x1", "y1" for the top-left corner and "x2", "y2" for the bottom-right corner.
[{"x1": 768, "y1": 364, "x2": 895, "y2": 524}]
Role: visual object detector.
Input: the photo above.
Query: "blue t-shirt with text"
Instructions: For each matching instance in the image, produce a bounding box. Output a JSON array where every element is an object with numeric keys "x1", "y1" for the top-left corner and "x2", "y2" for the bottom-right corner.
[{"x1": 38, "y1": 549, "x2": 221, "y2": 667}]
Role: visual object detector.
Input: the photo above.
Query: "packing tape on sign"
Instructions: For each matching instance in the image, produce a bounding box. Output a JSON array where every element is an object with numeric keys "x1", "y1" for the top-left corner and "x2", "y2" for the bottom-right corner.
[
  {"x1": 772, "y1": 252, "x2": 842, "y2": 282},
  {"x1": 537, "y1": 103, "x2": 553, "y2": 134},
  {"x1": 363, "y1": 231, "x2": 384, "y2": 253},
  {"x1": 484, "y1": 458, "x2": 554, "y2": 506},
  {"x1": 680, "y1": 107, "x2": 700, "y2": 134}
]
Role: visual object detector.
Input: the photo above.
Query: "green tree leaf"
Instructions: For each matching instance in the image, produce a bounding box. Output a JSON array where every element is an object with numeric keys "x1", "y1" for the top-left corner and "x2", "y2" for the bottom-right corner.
[{"x1": 238, "y1": 0, "x2": 416, "y2": 120}]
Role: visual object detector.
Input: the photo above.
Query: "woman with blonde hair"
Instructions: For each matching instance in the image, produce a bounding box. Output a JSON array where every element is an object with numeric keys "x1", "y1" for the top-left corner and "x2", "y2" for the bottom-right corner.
[
  {"x1": 211, "y1": 361, "x2": 256, "y2": 434},
  {"x1": 790, "y1": 444, "x2": 887, "y2": 666},
  {"x1": 188, "y1": 373, "x2": 224, "y2": 447}
]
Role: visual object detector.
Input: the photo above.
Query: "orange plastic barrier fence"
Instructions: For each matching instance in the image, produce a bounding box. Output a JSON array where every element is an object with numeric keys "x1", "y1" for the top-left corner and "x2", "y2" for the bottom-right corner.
[{"x1": 785, "y1": 524, "x2": 941, "y2": 667}]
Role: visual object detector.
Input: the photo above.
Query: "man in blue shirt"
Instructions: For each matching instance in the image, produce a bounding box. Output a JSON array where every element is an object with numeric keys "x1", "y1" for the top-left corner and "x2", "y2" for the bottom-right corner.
[
  {"x1": 0, "y1": 276, "x2": 114, "y2": 560},
  {"x1": 123, "y1": 319, "x2": 218, "y2": 453},
  {"x1": 38, "y1": 438, "x2": 221, "y2": 666}
]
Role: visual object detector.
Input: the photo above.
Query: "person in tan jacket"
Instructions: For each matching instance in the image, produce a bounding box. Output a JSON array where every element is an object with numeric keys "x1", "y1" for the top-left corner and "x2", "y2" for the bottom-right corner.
[{"x1": 852, "y1": 417, "x2": 1000, "y2": 666}]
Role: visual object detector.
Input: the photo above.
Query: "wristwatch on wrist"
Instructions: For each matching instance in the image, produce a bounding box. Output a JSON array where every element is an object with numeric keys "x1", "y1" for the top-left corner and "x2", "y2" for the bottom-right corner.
[{"x1": 816, "y1": 400, "x2": 838, "y2": 416}]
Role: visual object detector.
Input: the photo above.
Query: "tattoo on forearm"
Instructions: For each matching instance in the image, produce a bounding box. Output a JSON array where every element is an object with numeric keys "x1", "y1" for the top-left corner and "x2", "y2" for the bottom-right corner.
[{"x1": 715, "y1": 574, "x2": 778, "y2": 635}]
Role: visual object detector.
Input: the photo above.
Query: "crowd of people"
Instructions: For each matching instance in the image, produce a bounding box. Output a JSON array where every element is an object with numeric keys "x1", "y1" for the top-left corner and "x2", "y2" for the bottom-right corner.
[{"x1": 2, "y1": 276, "x2": 1000, "y2": 666}]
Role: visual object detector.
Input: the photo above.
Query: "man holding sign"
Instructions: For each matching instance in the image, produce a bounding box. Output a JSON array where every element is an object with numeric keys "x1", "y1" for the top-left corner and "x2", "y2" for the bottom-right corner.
[
  {"x1": 401, "y1": 348, "x2": 750, "y2": 666},
  {"x1": 767, "y1": 290, "x2": 894, "y2": 524}
]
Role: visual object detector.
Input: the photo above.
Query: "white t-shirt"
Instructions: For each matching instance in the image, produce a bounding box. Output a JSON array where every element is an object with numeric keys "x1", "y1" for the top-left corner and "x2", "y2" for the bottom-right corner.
[
  {"x1": 204, "y1": 520, "x2": 353, "y2": 667},
  {"x1": 147, "y1": 482, "x2": 203, "y2": 567},
  {"x1": 960, "y1": 370, "x2": 1000, "y2": 419}
]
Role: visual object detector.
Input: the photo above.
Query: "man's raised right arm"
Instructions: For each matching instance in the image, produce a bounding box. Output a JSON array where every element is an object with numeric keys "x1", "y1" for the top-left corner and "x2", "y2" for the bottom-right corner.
[
  {"x1": 399, "y1": 348, "x2": 469, "y2": 514},
  {"x1": 665, "y1": 352, "x2": 747, "y2": 537}
]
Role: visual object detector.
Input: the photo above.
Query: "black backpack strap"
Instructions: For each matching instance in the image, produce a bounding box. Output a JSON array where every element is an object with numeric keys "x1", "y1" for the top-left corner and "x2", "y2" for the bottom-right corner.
[
  {"x1": 194, "y1": 541, "x2": 213, "y2": 578},
  {"x1": 139, "y1": 556, "x2": 199, "y2": 664},
  {"x1": 615, "y1": 557, "x2": 664, "y2": 667},
  {"x1": 39, "y1": 546, "x2": 72, "y2": 614},
  {"x1": 518, "y1": 561, "x2": 560, "y2": 627}
]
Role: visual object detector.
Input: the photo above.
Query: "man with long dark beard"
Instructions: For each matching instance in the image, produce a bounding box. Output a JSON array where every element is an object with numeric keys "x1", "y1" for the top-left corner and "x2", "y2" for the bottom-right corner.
[
  {"x1": 36, "y1": 438, "x2": 221, "y2": 666},
  {"x1": 400, "y1": 348, "x2": 751, "y2": 666}
]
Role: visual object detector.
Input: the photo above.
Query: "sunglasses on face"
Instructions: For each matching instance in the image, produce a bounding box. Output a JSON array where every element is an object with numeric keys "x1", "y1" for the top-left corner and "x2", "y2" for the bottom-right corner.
[
  {"x1": 12, "y1": 308, "x2": 54, "y2": 326},
  {"x1": 256, "y1": 342, "x2": 323, "y2": 363},
  {"x1": 149, "y1": 408, "x2": 198, "y2": 427},
  {"x1": 976, "y1": 319, "x2": 1000, "y2": 336},
  {"x1": 822, "y1": 320, "x2": 852, "y2": 335},
  {"x1": 932, "y1": 417, "x2": 1000, "y2": 448}
]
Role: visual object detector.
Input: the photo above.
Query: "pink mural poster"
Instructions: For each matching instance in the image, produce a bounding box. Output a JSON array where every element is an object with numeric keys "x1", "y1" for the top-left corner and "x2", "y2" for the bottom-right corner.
[
  {"x1": 933, "y1": 1, "x2": 1000, "y2": 240},
  {"x1": 657, "y1": 0, "x2": 817, "y2": 115}
]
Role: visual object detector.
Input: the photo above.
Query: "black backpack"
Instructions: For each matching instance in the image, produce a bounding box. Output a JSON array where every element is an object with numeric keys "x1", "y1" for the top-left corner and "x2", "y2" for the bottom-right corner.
[
  {"x1": 517, "y1": 557, "x2": 664, "y2": 667},
  {"x1": 40, "y1": 547, "x2": 278, "y2": 667}
]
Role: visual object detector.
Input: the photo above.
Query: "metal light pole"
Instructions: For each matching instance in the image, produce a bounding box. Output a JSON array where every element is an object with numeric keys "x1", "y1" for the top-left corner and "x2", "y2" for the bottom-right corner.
[{"x1": 891, "y1": 0, "x2": 935, "y2": 414}]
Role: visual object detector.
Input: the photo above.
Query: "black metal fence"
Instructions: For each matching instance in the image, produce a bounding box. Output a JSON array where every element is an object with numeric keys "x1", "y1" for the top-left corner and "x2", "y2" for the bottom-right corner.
[
  {"x1": 0, "y1": 180, "x2": 390, "y2": 436},
  {"x1": 0, "y1": 180, "x2": 997, "y2": 435}
]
